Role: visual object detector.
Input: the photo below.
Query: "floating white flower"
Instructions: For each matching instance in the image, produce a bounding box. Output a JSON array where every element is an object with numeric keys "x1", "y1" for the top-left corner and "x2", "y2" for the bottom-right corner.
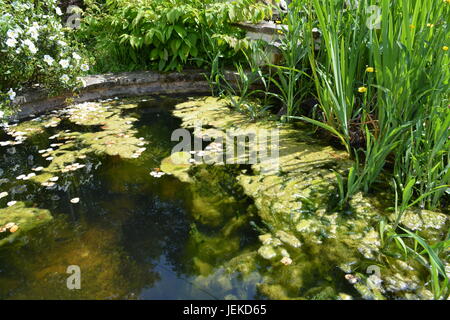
[
  {"x1": 23, "y1": 173, "x2": 36, "y2": 180},
  {"x1": 0, "y1": 191, "x2": 8, "y2": 199},
  {"x1": 80, "y1": 64, "x2": 89, "y2": 72},
  {"x1": 280, "y1": 257, "x2": 292, "y2": 266},
  {"x1": 59, "y1": 59, "x2": 70, "y2": 69},
  {"x1": 60, "y1": 74, "x2": 70, "y2": 82},
  {"x1": 70, "y1": 197, "x2": 80, "y2": 204},
  {"x1": 55, "y1": 7, "x2": 63, "y2": 16},
  {"x1": 150, "y1": 170, "x2": 166, "y2": 178},
  {"x1": 6, "y1": 37, "x2": 17, "y2": 47},
  {"x1": 7, "y1": 88, "x2": 16, "y2": 101},
  {"x1": 43, "y1": 55, "x2": 54, "y2": 66},
  {"x1": 7, "y1": 201, "x2": 17, "y2": 207}
]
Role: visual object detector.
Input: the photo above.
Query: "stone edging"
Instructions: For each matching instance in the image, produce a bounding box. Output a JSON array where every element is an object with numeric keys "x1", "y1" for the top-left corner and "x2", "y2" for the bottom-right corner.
[{"x1": 11, "y1": 70, "x2": 233, "y2": 120}]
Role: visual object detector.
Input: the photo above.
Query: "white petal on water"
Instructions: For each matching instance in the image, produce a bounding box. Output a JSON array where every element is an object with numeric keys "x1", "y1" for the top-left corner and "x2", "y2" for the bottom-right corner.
[
  {"x1": 0, "y1": 191, "x2": 8, "y2": 199},
  {"x1": 7, "y1": 201, "x2": 17, "y2": 207},
  {"x1": 70, "y1": 197, "x2": 80, "y2": 204}
]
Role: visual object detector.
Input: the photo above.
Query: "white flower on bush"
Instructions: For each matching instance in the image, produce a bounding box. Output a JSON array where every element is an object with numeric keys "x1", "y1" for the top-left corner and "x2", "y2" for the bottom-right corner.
[
  {"x1": 0, "y1": 111, "x2": 4, "y2": 119},
  {"x1": 72, "y1": 52, "x2": 81, "y2": 61},
  {"x1": 60, "y1": 74, "x2": 70, "y2": 82},
  {"x1": 7, "y1": 89, "x2": 16, "y2": 101},
  {"x1": 59, "y1": 59, "x2": 70, "y2": 69},
  {"x1": 22, "y1": 39, "x2": 37, "y2": 54},
  {"x1": 27, "y1": 26, "x2": 39, "y2": 40},
  {"x1": 58, "y1": 40, "x2": 67, "y2": 47},
  {"x1": 1, "y1": 13, "x2": 12, "y2": 22},
  {"x1": 7, "y1": 29, "x2": 20, "y2": 38},
  {"x1": 6, "y1": 38, "x2": 18, "y2": 48},
  {"x1": 80, "y1": 64, "x2": 90, "y2": 72},
  {"x1": 55, "y1": 7, "x2": 63, "y2": 16},
  {"x1": 44, "y1": 55, "x2": 54, "y2": 66}
]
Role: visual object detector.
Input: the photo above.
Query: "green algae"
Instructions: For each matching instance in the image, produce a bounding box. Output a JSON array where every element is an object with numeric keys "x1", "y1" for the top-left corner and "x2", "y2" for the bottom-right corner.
[
  {"x1": 167, "y1": 96, "x2": 450, "y2": 300},
  {"x1": 160, "y1": 152, "x2": 193, "y2": 183},
  {"x1": 5, "y1": 101, "x2": 150, "y2": 188},
  {"x1": 1, "y1": 95, "x2": 447, "y2": 300},
  {"x1": 0, "y1": 202, "x2": 52, "y2": 247}
]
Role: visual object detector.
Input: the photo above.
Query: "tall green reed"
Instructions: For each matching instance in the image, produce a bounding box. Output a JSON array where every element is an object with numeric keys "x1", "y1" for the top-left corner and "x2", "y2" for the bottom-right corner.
[{"x1": 268, "y1": 3, "x2": 313, "y2": 121}]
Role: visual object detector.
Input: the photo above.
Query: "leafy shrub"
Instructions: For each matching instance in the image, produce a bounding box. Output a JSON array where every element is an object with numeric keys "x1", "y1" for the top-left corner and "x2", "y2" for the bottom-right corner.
[
  {"x1": 0, "y1": 0, "x2": 91, "y2": 117},
  {"x1": 77, "y1": 0, "x2": 272, "y2": 72}
]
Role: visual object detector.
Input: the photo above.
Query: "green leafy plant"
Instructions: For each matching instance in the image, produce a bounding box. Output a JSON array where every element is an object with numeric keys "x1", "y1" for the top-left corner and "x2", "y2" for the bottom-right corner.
[{"x1": 78, "y1": 0, "x2": 271, "y2": 72}]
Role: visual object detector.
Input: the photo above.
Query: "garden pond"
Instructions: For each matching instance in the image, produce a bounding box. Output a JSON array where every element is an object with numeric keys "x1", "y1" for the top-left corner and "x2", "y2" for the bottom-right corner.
[{"x1": 0, "y1": 96, "x2": 447, "y2": 300}]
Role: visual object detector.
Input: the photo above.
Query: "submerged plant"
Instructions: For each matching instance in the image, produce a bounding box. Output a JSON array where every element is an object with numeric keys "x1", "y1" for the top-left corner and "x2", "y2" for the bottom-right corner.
[{"x1": 386, "y1": 227, "x2": 450, "y2": 300}]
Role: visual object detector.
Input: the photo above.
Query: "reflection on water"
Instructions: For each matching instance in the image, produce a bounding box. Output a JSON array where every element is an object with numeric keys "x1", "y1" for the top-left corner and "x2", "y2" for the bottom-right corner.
[{"x1": 0, "y1": 97, "x2": 261, "y2": 300}]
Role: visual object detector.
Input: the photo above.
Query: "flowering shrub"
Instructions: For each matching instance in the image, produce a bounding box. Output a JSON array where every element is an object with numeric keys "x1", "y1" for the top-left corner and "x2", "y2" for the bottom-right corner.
[{"x1": 0, "y1": 0, "x2": 91, "y2": 117}]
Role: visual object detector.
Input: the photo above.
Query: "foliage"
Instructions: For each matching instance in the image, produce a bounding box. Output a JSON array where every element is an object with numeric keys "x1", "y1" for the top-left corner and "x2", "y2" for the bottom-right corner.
[
  {"x1": 268, "y1": 4, "x2": 312, "y2": 121},
  {"x1": 0, "y1": 0, "x2": 91, "y2": 117},
  {"x1": 286, "y1": 0, "x2": 450, "y2": 209},
  {"x1": 77, "y1": 0, "x2": 272, "y2": 72},
  {"x1": 380, "y1": 221, "x2": 450, "y2": 300}
]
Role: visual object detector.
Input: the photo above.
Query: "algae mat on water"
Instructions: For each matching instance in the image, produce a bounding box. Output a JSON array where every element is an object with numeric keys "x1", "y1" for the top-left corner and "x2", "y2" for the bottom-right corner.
[
  {"x1": 0, "y1": 100, "x2": 147, "y2": 248},
  {"x1": 0, "y1": 95, "x2": 448, "y2": 299},
  {"x1": 164, "y1": 96, "x2": 449, "y2": 300}
]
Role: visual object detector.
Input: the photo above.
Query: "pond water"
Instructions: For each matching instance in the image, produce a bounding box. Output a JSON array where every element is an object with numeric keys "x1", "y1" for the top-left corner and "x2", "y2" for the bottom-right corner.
[{"x1": 0, "y1": 96, "x2": 355, "y2": 300}]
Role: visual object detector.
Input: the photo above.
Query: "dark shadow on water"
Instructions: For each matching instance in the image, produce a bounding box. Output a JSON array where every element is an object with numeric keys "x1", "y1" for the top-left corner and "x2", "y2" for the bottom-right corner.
[{"x1": 0, "y1": 96, "x2": 262, "y2": 300}]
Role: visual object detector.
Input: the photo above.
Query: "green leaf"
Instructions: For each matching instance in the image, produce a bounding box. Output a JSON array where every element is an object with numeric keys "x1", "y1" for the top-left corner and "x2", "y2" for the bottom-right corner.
[
  {"x1": 173, "y1": 25, "x2": 187, "y2": 38},
  {"x1": 149, "y1": 48, "x2": 159, "y2": 61}
]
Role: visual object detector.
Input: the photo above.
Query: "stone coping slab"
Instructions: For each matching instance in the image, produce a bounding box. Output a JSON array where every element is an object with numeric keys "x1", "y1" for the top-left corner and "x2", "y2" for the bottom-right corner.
[{"x1": 11, "y1": 70, "x2": 242, "y2": 121}]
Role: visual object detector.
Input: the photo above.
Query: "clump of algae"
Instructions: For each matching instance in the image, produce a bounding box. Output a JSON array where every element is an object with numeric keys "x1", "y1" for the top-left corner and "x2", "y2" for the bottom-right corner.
[
  {"x1": 4, "y1": 101, "x2": 149, "y2": 185},
  {"x1": 0, "y1": 100, "x2": 149, "y2": 246},
  {"x1": 0, "y1": 202, "x2": 52, "y2": 247}
]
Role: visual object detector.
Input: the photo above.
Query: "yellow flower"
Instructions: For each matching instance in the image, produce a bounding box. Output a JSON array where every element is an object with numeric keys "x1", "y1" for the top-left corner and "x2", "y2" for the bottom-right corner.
[
  {"x1": 409, "y1": 24, "x2": 416, "y2": 29},
  {"x1": 275, "y1": 20, "x2": 282, "y2": 24},
  {"x1": 358, "y1": 87, "x2": 368, "y2": 93},
  {"x1": 443, "y1": 46, "x2": 449, "y2": 51},
  {"x1": 366, "y1": 67, "x2": 375, "y2": 73},
  {"x1": 427, "y1": 23, "x2": 435, "y2": 28}
]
